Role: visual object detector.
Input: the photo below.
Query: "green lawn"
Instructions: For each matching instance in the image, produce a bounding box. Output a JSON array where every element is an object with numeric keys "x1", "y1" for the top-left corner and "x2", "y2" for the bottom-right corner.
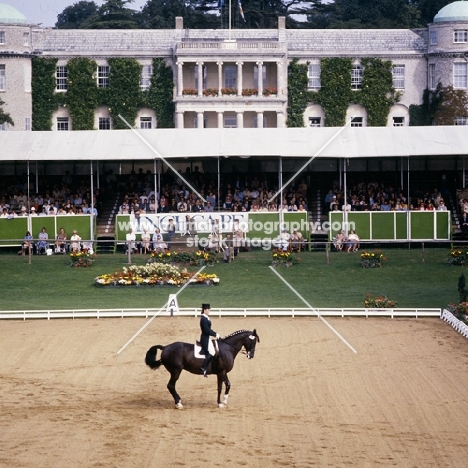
[{"x1": 0, "y1": 247, "x2": 461, "y2": 311}]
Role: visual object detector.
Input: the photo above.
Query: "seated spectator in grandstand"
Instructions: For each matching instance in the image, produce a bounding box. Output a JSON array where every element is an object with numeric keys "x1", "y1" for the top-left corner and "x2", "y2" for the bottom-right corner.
[
  {"x1": 30, "y1": 207, "x2": 37, "y2": 216},
  {"x1": 288, "y1": 202, "x2": 298, "y2": 212},
  {"x1": 207, "y1": 191, "x2": 217, "y2": 208},
  {"x1": 177, "y1": 197, "x2": 188, "y2": 212},
  {"x1": 0, "y1": 207, "x2": 8, "y2": 217},
  {"x1": 223, "y1": 196, "x2": 233, "y2": 211},
  {"x1": 380, "y1": 199, "x2": 391, "y2": 211},
  {"x1": 36, "y1": 227, "x2": 49, "y2": 254},
  {"x1": 70, "y1": 230, "x2": 82, "y2": 252},
  {"x1": 437, "y1": 200, "x2": 448, "y2": 211},
  {"x1": 148, "y1": 197, "x2": 157, "y2": 213},
  {"x1": 73, "y1": 193, "x2": 83, "y2": 208},
  {"x1": 152, "y1": 228, "x2": 166, "y2": 252},
  {"x1": 426, "y1": 202, "x2": 435, "y2": 211},
  {"x1": 18, "y1": 206, "x2": 28, "y2": 216},
  {"x1": 329, "y1": 195, "x2": 338, "y2": 212},
  {"x1": 346, "y1": 230, "x2": 360, "y2": 253},
  {"x1": 205, "y1": 201, "x2": 214, "y2": 212},
  {"x1": 21, "y1": 231, "x2": 34, "y2": 255},
  {"x1": 418, "y1": 201, "x2": 426, "y2": 211},
  {"x1": 333, "y1": 230, "x2": 347, "y2": 251},
  {"x1": 279, "y1": 229, "x2": 290, "y2": 252},
  {"x1": 55, "y1": 228, "x2": 67, "y2": 253},
  {"x1": 125, "y1": 228, "x2": 138, "y2": 254},
  {"x1": 57, "y1": 206, "x2": 66, "y2": 215},
  {"x1": 462, "y1": 213, "x2": 468, "y2": 238},
  {"x1": 141, "y1": 229, "x2": 151, "y2": 254},
  {"x1": 290, "y1": 229, "x2": 305, "y2": 251}
]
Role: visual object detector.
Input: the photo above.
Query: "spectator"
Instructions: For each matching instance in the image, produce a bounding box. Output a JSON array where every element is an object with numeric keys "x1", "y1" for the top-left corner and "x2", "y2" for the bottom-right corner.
[
  {"x1": 36, "y1": 227, "x2": 49, "y2": 254},
  {"x1": 346, "y1": 230, "x2": 360, "y2": 253},
  {"x1": 70, "y1": 230, "x2": 82, "y2": 253},
  {"x1": 55, "y1": 227, "x2": 67, "y2": 253}
]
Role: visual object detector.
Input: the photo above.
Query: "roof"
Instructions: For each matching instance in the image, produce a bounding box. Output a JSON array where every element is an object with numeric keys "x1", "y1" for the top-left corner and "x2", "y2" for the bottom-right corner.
[
  {"x1": 434, "y1": 1, "x2": 468, "y2": 23},
  {"x1": 1, "y1": 126, "x2": 468, "y2": 161},
  {"x1": 0, "y1": 2, "x2": 27, "y2": 24}
]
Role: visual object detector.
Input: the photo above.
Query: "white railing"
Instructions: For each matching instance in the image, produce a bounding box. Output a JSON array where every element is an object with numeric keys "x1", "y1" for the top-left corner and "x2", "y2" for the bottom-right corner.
[
  {"x1": 0, "y1": 307, "x2": 441, "y2": 321},
  {"x1": 441, "y1": 309, "x2": 468, "y2": 338}
]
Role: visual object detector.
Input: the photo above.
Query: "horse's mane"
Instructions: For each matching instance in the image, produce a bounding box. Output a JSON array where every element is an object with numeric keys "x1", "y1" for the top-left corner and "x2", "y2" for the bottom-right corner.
[{"x1": 222, "y1": 329, "x2": 252, "y2": 340}]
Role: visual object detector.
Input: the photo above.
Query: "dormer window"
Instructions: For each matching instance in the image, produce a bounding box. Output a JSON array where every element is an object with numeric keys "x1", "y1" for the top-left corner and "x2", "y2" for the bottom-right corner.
[{"x1": 430, "y1": 31, "x2": 438, "y2": 45}]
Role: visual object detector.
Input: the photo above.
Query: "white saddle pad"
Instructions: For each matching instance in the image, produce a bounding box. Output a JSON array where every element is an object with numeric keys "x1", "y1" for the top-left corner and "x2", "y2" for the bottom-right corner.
[{"x1": 194, "y1": 339, "x2": 217, "y2": 358}]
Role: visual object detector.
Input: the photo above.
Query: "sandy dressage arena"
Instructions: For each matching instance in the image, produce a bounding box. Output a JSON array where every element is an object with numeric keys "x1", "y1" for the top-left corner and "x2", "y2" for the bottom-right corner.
[{"x1": 1, "y1": 317, "x2": 468, "y2": 468}]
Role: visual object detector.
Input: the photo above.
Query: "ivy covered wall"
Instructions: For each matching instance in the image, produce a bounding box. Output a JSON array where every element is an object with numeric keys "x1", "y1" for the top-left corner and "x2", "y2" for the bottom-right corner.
[
  {"x1": 287, "y1": 57, "x2": 398, "y2": 127},
  {"x1": 32, "y1": 56, "x2": 175, "y2": 130}
]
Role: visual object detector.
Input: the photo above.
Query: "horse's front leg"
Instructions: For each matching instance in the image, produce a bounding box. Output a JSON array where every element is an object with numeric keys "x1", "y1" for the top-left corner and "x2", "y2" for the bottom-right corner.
[
  {"x1": 217, "y1": 372, "x2": 230, "y2": 408},
  {"x1": 167, "y1": 368, "x2": 183, "y2": 409}
]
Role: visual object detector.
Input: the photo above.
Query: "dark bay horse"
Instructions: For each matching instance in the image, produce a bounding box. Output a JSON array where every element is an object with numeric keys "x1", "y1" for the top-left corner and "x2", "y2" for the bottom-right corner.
[{"x1": 145, "y1": 329, "x2": 260, "y2": 408}]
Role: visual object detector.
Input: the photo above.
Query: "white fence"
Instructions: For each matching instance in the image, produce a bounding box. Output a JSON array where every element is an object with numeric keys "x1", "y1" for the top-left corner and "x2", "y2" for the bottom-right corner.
[
  {"x1": 441, "y1": 309, "x2": 468, "y2": 338},
  {"x1": 0, "y1": 307, "x2": 441, "y2": 321}
]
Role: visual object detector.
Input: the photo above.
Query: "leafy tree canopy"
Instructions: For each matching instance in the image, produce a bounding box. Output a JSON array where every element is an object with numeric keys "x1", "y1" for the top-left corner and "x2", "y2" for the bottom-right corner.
[
  {"x1": 81, "y1": 0, "x2": 139, "y2": 29},
  {"x1": 55, "y1": 1, "x2": 99, "y2": 29},
  {"x1": 0, "y1": 98, "x2": 14, "y2": 126}
]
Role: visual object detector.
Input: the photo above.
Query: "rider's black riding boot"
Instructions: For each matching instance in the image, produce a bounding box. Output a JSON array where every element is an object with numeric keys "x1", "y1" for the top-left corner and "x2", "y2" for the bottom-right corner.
[{"x1": 201, "y1": 354, "x2": 212, "y2": 377}]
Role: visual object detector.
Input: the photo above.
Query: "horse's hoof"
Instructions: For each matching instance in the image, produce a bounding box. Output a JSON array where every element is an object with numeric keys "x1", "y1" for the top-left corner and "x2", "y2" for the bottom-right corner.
[
  {"x1": 175, "y1": 402, "x2": 183, "y2": 409},
  {"x1": 218, "y1": 403, "x2": 226, "y2": 409}
]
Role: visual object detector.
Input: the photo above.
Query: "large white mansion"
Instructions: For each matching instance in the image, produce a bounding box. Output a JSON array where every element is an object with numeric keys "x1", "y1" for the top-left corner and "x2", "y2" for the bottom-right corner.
[{"x1": 0, "y1": 1, "x2": 468, "y2": 132}]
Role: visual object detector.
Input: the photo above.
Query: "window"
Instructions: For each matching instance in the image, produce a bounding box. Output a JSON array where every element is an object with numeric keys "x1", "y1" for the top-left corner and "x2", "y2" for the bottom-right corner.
[
  {"x1": 0, "y1": 65, "x2": 5, "y2": 91},
  {"x1": 224, "y1": 65, "x2": 237, "y2": 89},
  {"x1": 57, "y1": 117, "x2": 69, "y2": 131},
  {"x1": 56, "y1": 66, "x2": 68, "y2": 91},
  {"x1": 454, "y1": 62, "x2": 468, "y2": 89},
  {"x1": 455, "y1": 116, "x2": 468, "y2": 125},
  {"x1": 0, "y1": 31, "x2": 4, "y2": 44},
  {"x1": 194, "y1": 64, "x2": 207, "y2": 90},
  {"x1": 430, "y1": 31, "x2": 438, "y2": 45},
  {"x1": 224, "y1": 115, "x2": 237, "y2": 128},
  {"x1": 308, "y1": 117, "x2": 321, "y2": 127},
  {"x1": 23, "y1": 32, "x2": 29, "y2": 46},
  {"x1": 140, "y1": 65, "x2": 153, "y2": 90},
  {"x1": 99, "y1": 117, "x2": 111, "y2": 130},
  {"x1": 392, "y1": 65, "x2": 405, "y2": 89},
  {"x1": 454, "y1": 30, "x2": 468, "y2": 43},
  {"x1": 254, "y1": 64, "x2": 266, "y2": 89},
  {"x1": 308, "y1": 64, "x2": 321, "y2": 90},
  {"x1": 351, "y1": 65, "x2": 363, "y2": 90},
  {"x1": 25, "y1": 117, "x2": 31, "y2": 131},
  {"x1": 393, "y1": 117, "x2": 405, "y2": 127},
  {"x1": 98, "y1": 66, "x2": 110, "y2": 88},
  {"x1": 428, "y1": 63, "x2": 436, "y2": 90},
  {"x1": 140, "y1": 117, "x2": 152, "y2": 129},
  {"x1": 351, "y1": 117, "x2": 363, "y2": 127}
]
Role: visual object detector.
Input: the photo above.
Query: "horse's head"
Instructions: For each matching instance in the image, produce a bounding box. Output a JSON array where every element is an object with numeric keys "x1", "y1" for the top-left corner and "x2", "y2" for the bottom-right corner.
[{"x1": 243, "y1": 329, "x2": 260, "y2": 359}]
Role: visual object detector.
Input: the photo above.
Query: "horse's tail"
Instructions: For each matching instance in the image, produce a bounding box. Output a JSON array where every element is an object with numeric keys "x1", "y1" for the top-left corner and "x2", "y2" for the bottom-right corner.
[{"x1": 145, "y1": 345, "x2": 164, "y2": 370}]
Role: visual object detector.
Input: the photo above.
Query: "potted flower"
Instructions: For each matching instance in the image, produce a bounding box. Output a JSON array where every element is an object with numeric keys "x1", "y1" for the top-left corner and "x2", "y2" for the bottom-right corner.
[
  {"x1": 68, "y1": 249, "x2": 96, "y2": 267},
  {"x1": 448, "y1": 249, "x2": 468, "y2": 266},
  {"x1": 182, "y1": 88, "x2": 197, "y2": 96},
  {"x1": 272, "y1": 249, "x2": 294, "y2": 267},
  {"x1": 242, "y1": 88, "x2": 258, "y2": 97},
  {"x1": 221, "y1": 87, "x2": 237, "y2": 96},
  {"x1": 263, "y1": 87, "x2": 278, "y2": 96},
  {"x1": 203, "y1": 88, "x2": 219, "y2": 97},
  {"x1": 360, "y1": 250, "x2": 385, "y2": 268}
]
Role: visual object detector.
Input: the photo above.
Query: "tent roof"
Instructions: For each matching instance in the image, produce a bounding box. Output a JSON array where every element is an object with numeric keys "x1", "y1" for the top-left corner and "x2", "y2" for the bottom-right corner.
[{"x1": 1, "y1": 126, "x2": 468, "y2": 161}]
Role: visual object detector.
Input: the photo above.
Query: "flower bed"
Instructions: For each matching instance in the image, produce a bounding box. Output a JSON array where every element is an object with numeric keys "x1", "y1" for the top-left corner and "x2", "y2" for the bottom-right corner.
[
  {"x1": 448, "y1": 249, "x2": 468, "y2": 266},
  {"x1": 147, "y1": 250, "x2": 218, "y2": 266},
  {"x1": 360, "y1": 250, "x2": 385, "y2": 268},
  {"x1": 68, "y1": 250, "x2": 95, "y2": 267},
  {"x1": 94, "y1": 263, "x2": 219, "y2": 287},
  {"x1": 364, "y1": 294, "x2": 396, "y2": 308}
]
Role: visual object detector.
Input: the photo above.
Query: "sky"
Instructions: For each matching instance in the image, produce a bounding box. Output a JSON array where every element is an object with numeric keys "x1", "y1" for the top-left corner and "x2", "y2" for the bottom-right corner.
[{"x1": 3, "y1": 0, "x2": 148, "y2": 28}]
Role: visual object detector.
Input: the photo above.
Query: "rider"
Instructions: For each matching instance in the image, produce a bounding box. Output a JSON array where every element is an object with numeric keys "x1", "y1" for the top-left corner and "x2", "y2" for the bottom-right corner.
[{"x1": 200, "y1": 303, "x2": 220, "y2": 377}]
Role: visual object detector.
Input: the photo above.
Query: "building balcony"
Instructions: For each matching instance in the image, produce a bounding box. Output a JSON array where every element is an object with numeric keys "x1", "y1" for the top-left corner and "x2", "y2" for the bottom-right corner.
[{"x1": 175, "y1": 40, "x2": 286, "y2": 57}]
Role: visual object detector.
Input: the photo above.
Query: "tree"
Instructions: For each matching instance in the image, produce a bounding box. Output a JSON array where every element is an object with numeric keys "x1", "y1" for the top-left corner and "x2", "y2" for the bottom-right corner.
[
  {"x1": 304, "y1": 0, "x2": 421, "y2": 29},
  {"x1": 84, "y1": 0, "x2": 139, "y2": 29},
  {"x1": 0, "y1": 98, "x2": 13, "y2": 127},
  {"x1": 55, "y1": 1, "x2": 99, "y2": 29},
  {"x1": 411, "y1": 0, "x2": 453, "y2": 26}
]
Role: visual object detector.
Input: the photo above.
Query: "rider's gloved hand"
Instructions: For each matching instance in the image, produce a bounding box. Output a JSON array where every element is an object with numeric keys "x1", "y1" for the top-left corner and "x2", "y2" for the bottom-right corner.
[{"x1": 216, "y1": 333, "x2": 220, "y2": 340}]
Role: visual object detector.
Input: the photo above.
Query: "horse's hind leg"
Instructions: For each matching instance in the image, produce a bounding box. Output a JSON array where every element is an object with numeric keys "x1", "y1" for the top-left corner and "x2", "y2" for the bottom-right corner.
[{"x1": 167, "y1": 368, "x2": 183, "y2": 409}]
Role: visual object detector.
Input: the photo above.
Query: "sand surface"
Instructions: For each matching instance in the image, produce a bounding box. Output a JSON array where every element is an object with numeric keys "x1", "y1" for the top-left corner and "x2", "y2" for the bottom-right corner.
[{"x1": 1, "y1": 316, "x2": 468, "y2": 468}]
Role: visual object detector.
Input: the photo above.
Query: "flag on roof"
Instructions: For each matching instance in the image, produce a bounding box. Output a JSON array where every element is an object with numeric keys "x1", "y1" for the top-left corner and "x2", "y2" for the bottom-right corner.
[{"x1": 238, "y1": 0, "x2": 246, "y2": 22}]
